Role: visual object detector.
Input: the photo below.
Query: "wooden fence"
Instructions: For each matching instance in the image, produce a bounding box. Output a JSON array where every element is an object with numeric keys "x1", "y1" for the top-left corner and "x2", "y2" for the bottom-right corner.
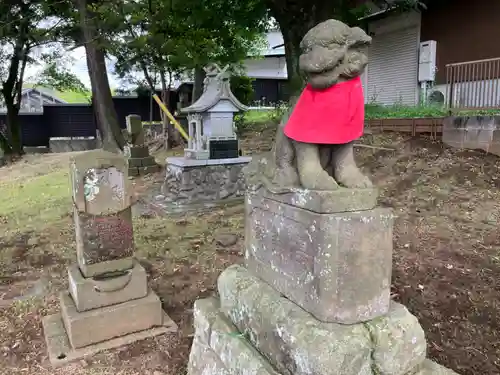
[{"x1": 365, "y1": 117, "x2": 444, "y2": 138}]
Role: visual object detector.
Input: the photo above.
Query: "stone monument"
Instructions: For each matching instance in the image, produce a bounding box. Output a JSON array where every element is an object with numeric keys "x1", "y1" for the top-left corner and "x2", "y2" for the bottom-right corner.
[
  {"x1": 124, "y1": 114, "x2": 160, "y2": 176},
  {"x1": 186, "y1": 20, "x2": 460, "y2": 375},
  {"x1": 153, "y1": 63, "x2": 251, "y2": 213},
  {"x1": 42, "y1": 149, "x2": 177, "y2": 367}
]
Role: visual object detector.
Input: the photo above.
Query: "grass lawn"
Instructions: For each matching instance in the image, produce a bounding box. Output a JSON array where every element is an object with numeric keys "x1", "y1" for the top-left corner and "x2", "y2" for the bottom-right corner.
[
  {"x1": 0, "y1": 129, "x2": 499, "y2": 374},
  {"x1": 56, "y1": 90, "x2": 91, "y2": 104},
  {"x1": 23, "y1": 84, "x2": 91, "y2": 104}
]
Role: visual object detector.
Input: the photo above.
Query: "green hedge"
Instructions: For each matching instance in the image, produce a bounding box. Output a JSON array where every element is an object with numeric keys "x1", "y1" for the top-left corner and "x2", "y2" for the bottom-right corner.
[
  {"x1": 230, "y1": 75, "x2": 254, "y2": 106},
  {"x1": 235, "y1": 105, "x2": 500, "y2": 135}
]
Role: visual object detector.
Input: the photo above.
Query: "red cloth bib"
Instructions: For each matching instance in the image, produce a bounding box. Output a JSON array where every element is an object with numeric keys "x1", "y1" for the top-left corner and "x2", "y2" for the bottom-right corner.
[{"x1": 284, "y1": 76, "x2": 365, "y2": 144}]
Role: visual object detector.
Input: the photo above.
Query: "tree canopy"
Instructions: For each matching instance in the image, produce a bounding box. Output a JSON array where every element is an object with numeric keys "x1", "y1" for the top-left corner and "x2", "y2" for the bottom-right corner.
[
  {"x1": 0, "y1": 0, "x2": 86, "y2": 154},
  {"x1": 0, "y1": 0, "x2": 425, "y2": 155}
]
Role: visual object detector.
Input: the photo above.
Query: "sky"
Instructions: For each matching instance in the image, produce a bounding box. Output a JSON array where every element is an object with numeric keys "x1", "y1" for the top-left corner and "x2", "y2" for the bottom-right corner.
[
  {"x1": 21, "y1": 28, "x2": 281, "y2": 91},
  {"x1": 24, "y1": 45, "x2": 123, "y2": 90},
  {"x1": 68, "y1": 47, "x2": 121, "y2": 89}
]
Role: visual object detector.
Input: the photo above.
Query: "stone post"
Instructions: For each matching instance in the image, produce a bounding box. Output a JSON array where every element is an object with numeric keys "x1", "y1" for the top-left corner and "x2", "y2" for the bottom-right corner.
[
  {"x1": 188, "y1": 119, "x2": 194, "y2": 149},
  {"x1": 124, "y1": 114, "x2": 160, "y2": 176},
  {"x1": 195, "y1": 117, "x2": 202, "y2": 150},
  {"x1": 42, "y1": 150, "x2": 176, "y2": 367},
  {"x1": 126, "y1": 114, "x2": 145, "y2": 145}
]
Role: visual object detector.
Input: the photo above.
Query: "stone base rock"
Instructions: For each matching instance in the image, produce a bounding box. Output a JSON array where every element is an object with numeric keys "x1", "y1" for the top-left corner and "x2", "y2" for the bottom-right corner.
[
  {"x1": 187, "y1": 265, "x2": 460, "y2": 375},
  {"x1": 442, "y1": 115, "x2": 500, "y2": 156},
  {"x1": 23, "y1": 146, "x2": 50, "y2": 154},
  {"x1": 246, "y1": 191, "x2": 393, "y2": 324},
  {"x1": 49, "y1": 137, "x2": 97, "y2": 153},
  {"x1": 159, "y1": 156, "x2": 251, "y2": 212},
  {"x1": 188, "y1": 298, "x2": 281, "y2": 375}
]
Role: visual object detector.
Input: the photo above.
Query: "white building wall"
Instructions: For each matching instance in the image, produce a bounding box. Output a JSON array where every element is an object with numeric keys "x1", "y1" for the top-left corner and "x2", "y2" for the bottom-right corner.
[
  {"x1": 433, "y1": 78, "x2": 500, "y2": 108},
  {"x1": 243, "y1": 56, "x2": 288, "y2": 80}
]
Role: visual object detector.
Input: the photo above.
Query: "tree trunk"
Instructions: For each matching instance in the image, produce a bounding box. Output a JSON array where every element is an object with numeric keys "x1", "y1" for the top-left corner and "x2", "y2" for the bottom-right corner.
[
  {"x1": 267, "y1": 1, "x2": 341, "y2": 99},
  {"x1": 1, "y1": 33, "x2": 29, "y2": 155},
  {"x1": 1, "y1": 83, "x2": 23, "y2": 156},
  {"x1": 4, "y1": 101, "x2": 21, "y2": 154},
  {"x1": 78, "y1": 0, "x2": 124, "y2": 153},
  {"x1": 0, "y1": 132, "x2": 10, "y2": 155},
  {"x1": 192, "y1": 67, "x2": 206, "y2": 104},
  {"x1": 281, "y1": 27, "x2": 307, "y2": 100}
]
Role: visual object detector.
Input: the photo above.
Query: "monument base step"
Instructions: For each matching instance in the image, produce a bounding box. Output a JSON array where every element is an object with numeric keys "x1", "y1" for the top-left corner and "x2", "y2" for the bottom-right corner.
[
  {"x1": 128, "y1": 156, "x2": 157, "y2": 168},
  {"x1": 43, "y1": 310, "x2": 177, "y2": 368},
  {"x1": 60, "y1": 288, "x2": 164, "y2": 349},
  {"x1": 68, "y1": 260, "x2": 148, "y2": 312},
  {"x1": 187, "y1": 265, "x2": 460, "y2": 375}
]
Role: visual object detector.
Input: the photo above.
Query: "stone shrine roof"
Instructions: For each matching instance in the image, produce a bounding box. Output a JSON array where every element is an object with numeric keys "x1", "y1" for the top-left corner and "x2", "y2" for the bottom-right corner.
[{"x1": 181, "y1": 64, "x2": 248, "y2": 114}]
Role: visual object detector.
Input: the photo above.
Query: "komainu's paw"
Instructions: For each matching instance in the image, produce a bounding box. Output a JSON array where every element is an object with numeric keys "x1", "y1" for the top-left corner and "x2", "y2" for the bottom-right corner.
[
  {"x1": 334, "y1": 166, "x2": 372, "y2": 188},
  {"x1": 273, "y1": 166, "x2": 300, "y2": 188},
  {"x1": 300, "y1": 168, "x2": 339, "y2": 190}
]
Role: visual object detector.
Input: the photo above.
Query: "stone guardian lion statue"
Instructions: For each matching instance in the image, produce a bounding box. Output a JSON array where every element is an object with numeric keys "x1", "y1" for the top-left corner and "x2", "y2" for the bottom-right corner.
[{"x1": 245, "y1": 19, "x2": 373, "y2": 193}]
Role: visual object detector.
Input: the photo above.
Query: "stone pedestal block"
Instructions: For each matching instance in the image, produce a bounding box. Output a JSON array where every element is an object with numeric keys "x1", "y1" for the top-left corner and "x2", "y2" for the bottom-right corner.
[
  {"x1": 60, "y1": 289, "x2": 163, "y2": 349},
  {"x1": 245, "y1": 190, "x2": 393, "y2": 324},
  {"x1": 187, "y1": 266, "x2": 458, "y2": 375},
  {"x1": 68, "y1": 260, "x2": 148, "y2": 312}
]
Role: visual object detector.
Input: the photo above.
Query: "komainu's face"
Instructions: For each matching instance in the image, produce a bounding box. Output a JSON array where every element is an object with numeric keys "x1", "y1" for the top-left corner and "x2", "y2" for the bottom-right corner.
[{"x1": 298, "y1": 20, "x2": 372, "y2": 89}]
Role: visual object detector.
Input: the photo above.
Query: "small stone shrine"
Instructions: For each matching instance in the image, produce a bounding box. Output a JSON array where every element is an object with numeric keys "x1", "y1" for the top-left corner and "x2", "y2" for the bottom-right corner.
[
  {"x1": 186, "y1": 20, "x2": 460, "y2": 375},
  {"x1": 156, "y1": 63, "x2": 251, "y2": 213},
  {"x1": 124, "y1": 114, "x2": 160, "y2": 176},
  {"x1": 42, "y1": 149, "x2": 177, "y2": 367},
  {"x1": 182, "y1": 63, "x2": 246, "y2": 160}
]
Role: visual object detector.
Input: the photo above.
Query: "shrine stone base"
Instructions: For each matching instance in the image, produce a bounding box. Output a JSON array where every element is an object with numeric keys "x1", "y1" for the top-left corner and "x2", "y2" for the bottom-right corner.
[
  {"x1": 187, "y1": 265, "x2": 459, "y2": 375},
  {"x1": 154, "y1": 156, "x2": 251, "y2": 213}
]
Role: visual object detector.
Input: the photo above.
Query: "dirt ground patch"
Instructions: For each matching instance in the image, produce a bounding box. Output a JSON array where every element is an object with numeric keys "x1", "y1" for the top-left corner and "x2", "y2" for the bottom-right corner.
[{"x1": 0, "y1": 132, "x2": 499, "y2": 374}]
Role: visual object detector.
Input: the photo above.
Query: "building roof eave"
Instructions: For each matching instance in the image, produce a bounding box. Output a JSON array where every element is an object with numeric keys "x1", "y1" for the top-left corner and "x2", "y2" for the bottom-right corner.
[{"x1": 181, "y1": 79, "x2": 248, "y2": 114}]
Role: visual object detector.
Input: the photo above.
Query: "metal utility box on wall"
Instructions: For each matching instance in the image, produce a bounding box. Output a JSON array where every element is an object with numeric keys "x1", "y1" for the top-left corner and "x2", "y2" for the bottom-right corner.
[{"x1": 418, "y1": 40, "x2": 437, "y2": 82}]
